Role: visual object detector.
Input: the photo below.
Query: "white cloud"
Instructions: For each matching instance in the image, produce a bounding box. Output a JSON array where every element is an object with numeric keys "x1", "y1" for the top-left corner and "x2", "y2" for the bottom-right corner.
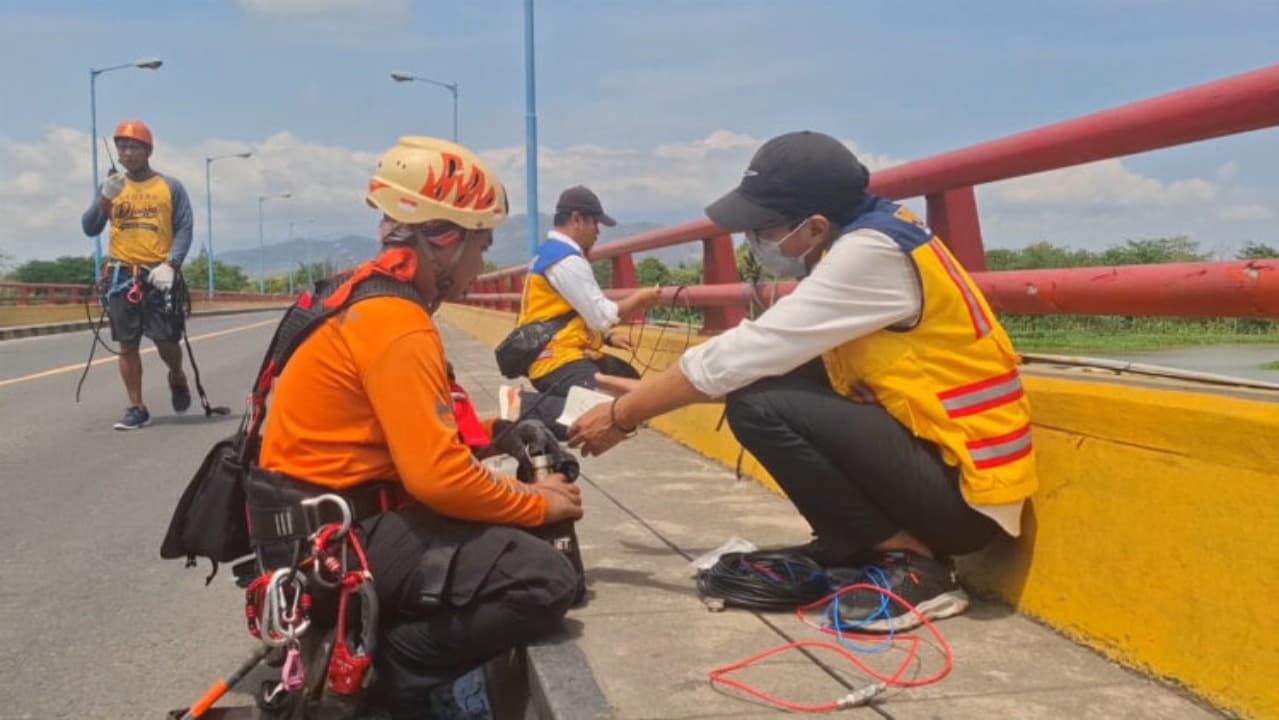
[
  {"x1": 1217, "y1": 204, "x2": 1273, "y2": 222},
  {"x1": 0, "y1": 126, "x2": 1252, "y2": 264},
  {"x1": 1217, "y1": 161, "x2": 1238, "y2": 181},
  {"x1": 237, "y1": 0, "x2": 410, "y2": 18},
  {"x1": 984, "y1": 158, "x2": 1216, "y2": 209}
]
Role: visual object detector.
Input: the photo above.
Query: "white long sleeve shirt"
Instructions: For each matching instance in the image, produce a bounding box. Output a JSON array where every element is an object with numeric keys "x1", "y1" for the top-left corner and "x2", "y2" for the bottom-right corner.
[
  {"x1": 541, "y1": 231, "x2": 620, "y2": 332},
  {"x1": 679, "y1": 228, "x2": 1024, "y2": 536}
]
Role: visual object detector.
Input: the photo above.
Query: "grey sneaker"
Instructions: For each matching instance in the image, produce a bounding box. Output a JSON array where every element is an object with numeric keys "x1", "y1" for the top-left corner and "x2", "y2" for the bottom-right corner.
[
  {"x1": 113, "y1": 406, "x2": 151, "y2": 430},
  {"x1": 830, "y1": 551, "x2": 969, "y2": 633}
]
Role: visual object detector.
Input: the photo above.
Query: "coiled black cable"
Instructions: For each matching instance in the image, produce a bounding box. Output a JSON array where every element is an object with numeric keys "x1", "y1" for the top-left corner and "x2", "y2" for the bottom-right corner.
[{"x1": 696, "y1": 550, "x2": 832, "y2": 611}]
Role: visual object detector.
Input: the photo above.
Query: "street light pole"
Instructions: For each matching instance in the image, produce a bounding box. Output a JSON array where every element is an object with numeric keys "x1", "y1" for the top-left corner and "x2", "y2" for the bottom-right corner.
[
  {"x1": 289, "y1": 218, "x2": 317, "y2": 291},
  {"x1": 88, "y1": 57, "x2": 162, "y2": 277},
  {"x1": 389, "y1": 71, "x2": 460, "y2": 142},
  {"x1": 523, "y1": 0, "x2": 540, "y2": 259},
  {"x1": 257, "y1": 192, "x2": 292, "y2": 293},
  {"x1": 204, "y1": 151, "x2": 253, "y2": 299}
]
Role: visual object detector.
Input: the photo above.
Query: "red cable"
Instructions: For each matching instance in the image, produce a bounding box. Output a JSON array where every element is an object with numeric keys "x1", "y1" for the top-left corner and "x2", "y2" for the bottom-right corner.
[{"x1": 707, "y1": 582, "x2": 954, "y2": 712}]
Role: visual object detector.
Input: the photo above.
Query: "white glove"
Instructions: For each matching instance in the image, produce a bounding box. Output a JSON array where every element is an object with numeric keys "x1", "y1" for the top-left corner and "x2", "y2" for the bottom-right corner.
[
  {"x1": 102, "y1": 172, "x2": 126, "y2": 200},
  {"x1": 149, "y1": 262, "x2": 176, "y2": 292}
]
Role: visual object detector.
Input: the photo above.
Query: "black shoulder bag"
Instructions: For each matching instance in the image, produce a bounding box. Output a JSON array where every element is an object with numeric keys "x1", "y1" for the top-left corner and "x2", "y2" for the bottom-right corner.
[{"x1": 493, "y1": 311, "x2": 576, "y2": 379}]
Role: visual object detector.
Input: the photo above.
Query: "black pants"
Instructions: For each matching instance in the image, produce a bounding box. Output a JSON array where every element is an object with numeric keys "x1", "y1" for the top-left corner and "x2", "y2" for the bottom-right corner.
[
  {"x1": 531, "y1": 355, "x2": 640, "y2": 396},
  {"x1": 522, "y1": 356, "x2": 641, "y2": 439},
  {"x1": 724, "y1": 361, "x2": 1001, "y2": 561},
  {"x1": 359, "y1": 506, "x2": 579, "y2": 718}
]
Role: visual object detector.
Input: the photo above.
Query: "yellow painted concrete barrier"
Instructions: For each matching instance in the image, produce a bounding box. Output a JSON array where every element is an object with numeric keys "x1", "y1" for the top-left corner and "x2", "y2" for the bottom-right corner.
[{"x1": 437, "y1": 303, "x2": 1279, "y2": 719}]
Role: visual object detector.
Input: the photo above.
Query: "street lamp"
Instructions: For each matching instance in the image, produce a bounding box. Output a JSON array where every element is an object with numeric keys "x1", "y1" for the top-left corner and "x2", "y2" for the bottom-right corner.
[
  {"x1": 204, "y1": 151, "x2": 253, "y2": 299},
  {"x1": 287, "y1": 217, "x2": 316, "y2": 295},
  {"x1": 523, "y1": 0, "x2": 540, "y2": 258},
  {"x1": 257, "y1": 192, "x2": 292, "y2": 293},
  {"x1": 389, "y1": 71, "x2": 459, "y2": 142},
  {"x1": 89, "y1": 56, "x2": 163, "y2": 275}
]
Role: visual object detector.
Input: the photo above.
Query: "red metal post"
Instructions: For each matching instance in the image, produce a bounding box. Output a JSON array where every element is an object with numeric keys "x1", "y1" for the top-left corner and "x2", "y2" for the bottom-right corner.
[
  {"x1": 612, "y1": 254, "x2": 640, "y2": 322},
  {"x1": 18, "y1": 286, "x2": 29, "y2": 305},
  {"x1": 510, "y1": 273, "x2": 524, "y2": 315},
  {"x1": 926, "y1": 187, "x2": 986, "y2": 271},
  {"x1": 700, "y1": 234, "x2": 746, "y2": 333}
]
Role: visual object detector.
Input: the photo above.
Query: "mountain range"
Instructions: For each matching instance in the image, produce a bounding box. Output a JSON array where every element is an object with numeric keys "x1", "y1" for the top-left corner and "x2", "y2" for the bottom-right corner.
[{"x1": 214, "y1": 214, "x2": 700, "y2": 279}]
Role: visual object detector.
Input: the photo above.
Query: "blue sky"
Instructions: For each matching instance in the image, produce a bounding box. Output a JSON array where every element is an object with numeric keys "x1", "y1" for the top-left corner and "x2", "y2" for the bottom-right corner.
[{"x1": 1, "y1": 0, "x2": 1276, "y2": 263}]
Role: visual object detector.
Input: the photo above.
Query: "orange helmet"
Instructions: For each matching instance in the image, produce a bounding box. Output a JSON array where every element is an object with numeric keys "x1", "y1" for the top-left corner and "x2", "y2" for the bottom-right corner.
[{"x1": 114, "y1": 120, "x2": 153, "y2": 147}]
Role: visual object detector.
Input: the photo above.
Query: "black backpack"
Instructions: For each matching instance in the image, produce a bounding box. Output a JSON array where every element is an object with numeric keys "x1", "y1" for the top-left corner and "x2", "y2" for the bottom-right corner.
[{"x1": 160, "y1": 273, "x2": 430, "y2": 581}]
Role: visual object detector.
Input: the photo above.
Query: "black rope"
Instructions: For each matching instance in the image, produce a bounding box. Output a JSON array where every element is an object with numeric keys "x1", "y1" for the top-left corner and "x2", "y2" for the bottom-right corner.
[
  {"x1": 622, "y1": 285, "x2": 696, "y2": 377},
  {"x1": 696, "y1": 550, "x2": 831, "y2": 611}
]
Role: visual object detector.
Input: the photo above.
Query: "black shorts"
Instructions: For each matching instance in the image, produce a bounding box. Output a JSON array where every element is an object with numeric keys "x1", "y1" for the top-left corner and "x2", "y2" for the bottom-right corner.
[{"x1": 107, "y1": 280, "x2": 185, "y2": 345}]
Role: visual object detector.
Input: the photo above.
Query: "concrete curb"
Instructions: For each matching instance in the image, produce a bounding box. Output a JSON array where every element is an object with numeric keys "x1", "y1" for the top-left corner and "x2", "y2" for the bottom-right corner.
[
  {"x1": 0, "y1": 306, "x2": 287, "y2": 342},
  {"x1": 524, "y1": 631, "x2": 614, "y2": 720}
]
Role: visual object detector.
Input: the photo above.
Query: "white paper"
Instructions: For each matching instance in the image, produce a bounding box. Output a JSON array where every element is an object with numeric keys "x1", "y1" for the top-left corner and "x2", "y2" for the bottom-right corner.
[
  {"x1": 689, "y1": 536, "x2": 758, "y2": 576},
  {"x1": 555, "y1": 385, "x2": 615, "y2": 427}
]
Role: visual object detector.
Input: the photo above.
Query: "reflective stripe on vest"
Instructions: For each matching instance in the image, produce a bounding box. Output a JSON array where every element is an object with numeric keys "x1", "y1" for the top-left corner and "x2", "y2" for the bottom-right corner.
[{"x1": 936, "y1": 369, "x2": 1025, "y2": 419}]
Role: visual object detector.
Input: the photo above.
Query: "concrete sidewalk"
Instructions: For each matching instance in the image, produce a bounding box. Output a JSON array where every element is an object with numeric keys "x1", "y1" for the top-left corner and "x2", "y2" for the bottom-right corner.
[{"x1": 439, "y1": 321, "x2": 1223, "y2": 720}]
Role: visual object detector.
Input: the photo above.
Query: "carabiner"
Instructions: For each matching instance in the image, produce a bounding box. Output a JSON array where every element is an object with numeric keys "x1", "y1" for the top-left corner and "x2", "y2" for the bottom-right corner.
[
  {"x1": 302, "y1": 493, "x2": 353, "y2": 540},
  {"x1": 126, "y1": 280, "x2": 143, "y2": 305},
  {"x1": 260, "y1": 569, "x2": 311, "y2": 645}
]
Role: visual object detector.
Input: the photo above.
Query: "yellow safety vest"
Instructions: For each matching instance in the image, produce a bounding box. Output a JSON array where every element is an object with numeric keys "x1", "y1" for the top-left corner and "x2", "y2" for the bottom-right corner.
[
  {"x1": 820, "y1": 199, "x2": 1038, "y2": 506},
  {"x1": 516, "y1": 239, "x2": 605, "y2": 379}
]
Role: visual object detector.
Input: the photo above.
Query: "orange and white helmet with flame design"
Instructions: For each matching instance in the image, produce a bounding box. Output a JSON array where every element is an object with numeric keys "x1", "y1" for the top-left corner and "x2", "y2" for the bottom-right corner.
[{"x1": 366, "y1": 136, "x2": 509, "y2": 230}]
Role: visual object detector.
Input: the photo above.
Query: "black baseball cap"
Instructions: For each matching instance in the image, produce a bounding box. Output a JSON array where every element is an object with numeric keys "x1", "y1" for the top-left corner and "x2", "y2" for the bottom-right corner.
[
  {"x1": 705, "y1": 131, "x2": 870, "y2": 233},
  {"x1": 555, "y1": 185, "x2": 617, "y2": 227}
]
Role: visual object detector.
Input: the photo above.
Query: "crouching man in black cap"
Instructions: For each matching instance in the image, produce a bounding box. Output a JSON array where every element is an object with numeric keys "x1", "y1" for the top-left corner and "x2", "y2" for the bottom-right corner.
[{"x1": 569, "y1": 131, "x2": 1038, "y2": 631}]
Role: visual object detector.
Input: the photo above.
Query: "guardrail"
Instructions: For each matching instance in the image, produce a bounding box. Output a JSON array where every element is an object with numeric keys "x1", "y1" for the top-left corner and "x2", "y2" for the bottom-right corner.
[
  {"x1": 0, "y1": 281, "x2": 289, "y2": 306},
  {"x1": 468, "y1": 64, "x2": 1279, "y2": 332}
]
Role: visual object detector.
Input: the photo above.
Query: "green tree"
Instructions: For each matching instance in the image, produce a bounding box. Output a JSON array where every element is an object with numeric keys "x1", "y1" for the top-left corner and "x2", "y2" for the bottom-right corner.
[
  {"x1": 263, "y1": 274, "x2": 291, "y2": 294},
  {"x1": 591, "y1": 259, "x2": 613, "y2": 289},
  {"x1": 184, "y1": 250, "x2": 253, "y2": 291},
  {"x1": 1098, "y1": 236, "x2": 1207, "y2": 265},
  {"x1": 1237, "y1": 241, "x2": 1279, "y2": 260},
  {"x1": 735, "y1": 242, "x2": 774, "y2": 284},
  {"x1": 13, "y1": 255, "x2": 97, "y2": 283},
  {"x1": 984, "y1": 242, "x2": 1096, "y2": 270},
  {"x1": 636, "y1": 257, "x2": 672, "y2": 287}
]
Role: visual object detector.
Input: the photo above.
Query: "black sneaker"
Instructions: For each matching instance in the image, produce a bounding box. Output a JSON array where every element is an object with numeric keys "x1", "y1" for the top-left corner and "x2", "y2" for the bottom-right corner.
[
  {"x1": 767, "y1": 537, "x2": 876, "y2": 569},
  {"x1": 169, "y1": 375, "x2": 191, "y2": 414},
  {"x1": 830, "y1": 551, "x2": 969, "y2": 633}
]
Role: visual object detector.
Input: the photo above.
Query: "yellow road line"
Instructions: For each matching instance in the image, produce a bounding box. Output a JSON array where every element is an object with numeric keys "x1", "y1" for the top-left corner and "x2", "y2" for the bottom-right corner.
[{"x1": 0, "y1": 318, "x2": 277, "y2": 388}]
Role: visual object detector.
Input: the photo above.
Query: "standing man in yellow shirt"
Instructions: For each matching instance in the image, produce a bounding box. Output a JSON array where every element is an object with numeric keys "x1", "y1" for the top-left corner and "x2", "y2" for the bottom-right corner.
[{"x1": 81, "y1": 120, "x2": 195, "y2": 430}]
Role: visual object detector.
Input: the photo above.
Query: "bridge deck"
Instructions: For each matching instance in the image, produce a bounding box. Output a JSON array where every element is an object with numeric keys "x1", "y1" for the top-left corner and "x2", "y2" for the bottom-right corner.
[
  {"x1": 439, "y1": 321, "x2": 1223, "y2": 720},
  {"x1": 0, "y1": 311, "x2": 1225, "y2": 718}
]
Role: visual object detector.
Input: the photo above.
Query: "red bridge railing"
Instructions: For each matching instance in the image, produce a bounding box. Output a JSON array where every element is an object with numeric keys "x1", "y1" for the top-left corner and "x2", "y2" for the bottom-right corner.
[{"x1": 467, "y1": 64, "x2": 1279, "y2": 332}]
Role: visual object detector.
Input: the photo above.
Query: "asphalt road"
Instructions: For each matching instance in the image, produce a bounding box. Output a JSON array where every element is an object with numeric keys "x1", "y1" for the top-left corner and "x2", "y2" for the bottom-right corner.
[{"x1": 0, "y1": 310, "x2": 286, "y2": 719}]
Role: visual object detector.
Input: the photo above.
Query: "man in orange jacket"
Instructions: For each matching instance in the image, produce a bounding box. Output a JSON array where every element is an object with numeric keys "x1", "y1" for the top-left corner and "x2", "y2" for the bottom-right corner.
[{"x1": 256, "y1": 137, "x2": 582, "y2": 717}]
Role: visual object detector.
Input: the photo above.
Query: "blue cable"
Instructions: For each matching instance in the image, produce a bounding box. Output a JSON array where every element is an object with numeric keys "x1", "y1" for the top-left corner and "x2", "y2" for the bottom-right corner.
[{"x1": 823, "y1": 565, "x2": 896, "y2": 654}]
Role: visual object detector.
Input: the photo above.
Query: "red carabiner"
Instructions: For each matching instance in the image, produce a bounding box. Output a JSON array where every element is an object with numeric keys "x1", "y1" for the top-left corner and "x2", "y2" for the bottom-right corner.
[{"x1": 126, "y1": 280, "x2": 144, "y2": 305}]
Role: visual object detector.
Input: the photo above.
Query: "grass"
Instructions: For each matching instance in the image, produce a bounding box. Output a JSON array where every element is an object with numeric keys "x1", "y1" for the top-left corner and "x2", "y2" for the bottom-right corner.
[
  {"x1": 1262, "y1": 360, "x2": 1279, "y2": 372},
  {"x1": 1001, "y1": 316, "x2": 1279, "y2": 353}
]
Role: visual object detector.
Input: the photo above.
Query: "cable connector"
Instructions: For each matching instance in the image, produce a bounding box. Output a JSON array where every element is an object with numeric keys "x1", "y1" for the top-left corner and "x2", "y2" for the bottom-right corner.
[{"x1": 835, "y1": 682, "x2": 886, "y2": 709}]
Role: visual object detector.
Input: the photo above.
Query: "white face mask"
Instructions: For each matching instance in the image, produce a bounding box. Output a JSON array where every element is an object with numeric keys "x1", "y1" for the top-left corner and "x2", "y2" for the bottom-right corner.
[{"x1": 746, "y1": 221, "x2": 812, "y2": 278}]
